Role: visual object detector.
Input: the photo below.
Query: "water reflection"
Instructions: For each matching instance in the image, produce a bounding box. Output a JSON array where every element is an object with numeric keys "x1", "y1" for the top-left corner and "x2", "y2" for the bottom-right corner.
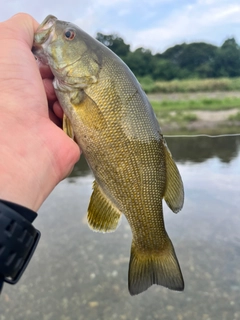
[
  {"x1": 167, "y1": 135, "x2": 240, "y2": 164},
  {"x1": 69, "y1": 154, "x2": 91, "y2": 177},
  {"x1": 1, "y1": 136, "x2": 240, "y2": 320},
  {"x1": 70, "y1": 135, "x2": 240, "y2": 179}
]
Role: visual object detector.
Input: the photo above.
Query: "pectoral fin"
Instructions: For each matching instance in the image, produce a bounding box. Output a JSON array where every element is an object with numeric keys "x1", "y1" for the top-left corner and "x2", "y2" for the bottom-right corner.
[
  {"x1": 87, "y1": 181, "x2": 122, "y2": 233},
  {"x1": 70, "y1": 91, "x2": 106, "y2": 131},
  {"x1": 163, "y1": 142, "x2": 184, "y2": 213},
  {"x1": 63, "y1": 114, "x2": 74, "y2": 139}
]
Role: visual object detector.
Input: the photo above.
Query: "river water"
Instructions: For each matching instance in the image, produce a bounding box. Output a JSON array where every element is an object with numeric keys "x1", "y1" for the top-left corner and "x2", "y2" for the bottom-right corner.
[{"x1": 1, "y1": 135, "x2": 240, "y2": 320}]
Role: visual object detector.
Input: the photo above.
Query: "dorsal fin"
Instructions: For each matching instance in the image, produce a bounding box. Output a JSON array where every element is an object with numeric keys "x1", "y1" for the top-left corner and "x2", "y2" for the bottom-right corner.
[{"x1": 163, "y1": 142, "x2": 184, "y2": 213}]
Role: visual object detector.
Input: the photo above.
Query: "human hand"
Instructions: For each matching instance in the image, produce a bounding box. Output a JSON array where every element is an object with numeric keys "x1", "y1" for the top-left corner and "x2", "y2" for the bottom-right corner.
[{"x1": 0, "y1": 13, "x2": 80, "y2": 211}]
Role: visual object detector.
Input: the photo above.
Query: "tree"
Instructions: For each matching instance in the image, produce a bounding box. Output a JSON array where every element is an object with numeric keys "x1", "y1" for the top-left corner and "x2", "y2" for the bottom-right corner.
[
  {"x1": 95, "y1": 33, "x2": 240, "y2": 80},
  {"x1": 96, "y1": 33, "x2": 130, "y2": 58},
  {"x1": 160, "y1": 42, "x2": 218, "y2": 78},
  {"x1": 212, "y1": 38, "x2": 240, "y2": 77},
  {"x1": 152, "y1": 59, "x2": 180, "y2": 80},
  {"x1": 161, "y1": 43, "x2": 187, "y2": 64},
  {"x1": 179, "y1": 43, "x2": 217, "y2": 70},
  {"x1": 124, "y1": 48, "x2": 155, "y2": 77}
]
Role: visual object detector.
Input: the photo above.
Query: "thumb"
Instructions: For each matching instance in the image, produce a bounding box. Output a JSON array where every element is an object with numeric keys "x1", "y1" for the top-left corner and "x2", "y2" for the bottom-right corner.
[{"x1": 1, "y1": 13, "x2": 39, "y2": 48}]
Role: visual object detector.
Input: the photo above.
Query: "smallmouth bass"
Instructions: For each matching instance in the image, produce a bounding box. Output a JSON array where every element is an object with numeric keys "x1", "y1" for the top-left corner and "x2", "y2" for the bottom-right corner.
[{"x1": 32, "y1": 15, "x2": 185, "y2": 295}]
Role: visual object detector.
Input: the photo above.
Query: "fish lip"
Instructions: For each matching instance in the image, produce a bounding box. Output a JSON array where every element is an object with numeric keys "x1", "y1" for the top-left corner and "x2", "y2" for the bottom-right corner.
[
  {"x1": 32, "y1": 15, "x2": 57, "y2": 47},
  {"x1": 32, "y1": 15, "x2": 58, "y2": 62},
  {"x1": 38, "y1": 15, "x2": 58, "y2": 32}
]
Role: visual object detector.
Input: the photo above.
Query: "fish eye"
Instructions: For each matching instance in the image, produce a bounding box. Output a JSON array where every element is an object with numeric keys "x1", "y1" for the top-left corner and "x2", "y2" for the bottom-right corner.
[{"x1": 64, "y1": 29, "x2": 75, "y2": 40}]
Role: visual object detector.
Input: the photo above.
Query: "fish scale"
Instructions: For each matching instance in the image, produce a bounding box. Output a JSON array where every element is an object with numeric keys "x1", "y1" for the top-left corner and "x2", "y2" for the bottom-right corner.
[{"x1": 32, "y1": 15, "x2": 185, "y2": 295}]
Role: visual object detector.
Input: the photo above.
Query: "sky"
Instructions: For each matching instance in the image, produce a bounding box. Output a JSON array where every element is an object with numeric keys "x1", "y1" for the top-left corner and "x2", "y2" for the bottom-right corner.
[{"x1": 1, "y1": 0, "x2": 240, "y2": 53}]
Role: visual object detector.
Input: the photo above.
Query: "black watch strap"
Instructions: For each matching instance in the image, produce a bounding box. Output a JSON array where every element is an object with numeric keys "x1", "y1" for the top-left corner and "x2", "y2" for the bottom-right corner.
[{"x1": 0, "y1": 200, "x2": 41, "y2": 294}]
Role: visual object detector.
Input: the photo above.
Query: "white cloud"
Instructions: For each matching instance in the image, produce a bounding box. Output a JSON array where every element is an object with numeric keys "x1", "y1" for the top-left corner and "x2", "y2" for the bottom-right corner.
[
  {"x1": 202, "y1": 4, "x2": 240, "y2": 24},
  {"x1": 97, "y1": 0, "x2": 130, "y2": 6},
  {"x1": 128, "y1": 1, "x2": 240, "y2": 52},
  {"x1": 1, "y1": 0, "x2": 240, "y2": 52},
  {"x1": 118, "y1": 9, "x2": 131, "y2": 17}
]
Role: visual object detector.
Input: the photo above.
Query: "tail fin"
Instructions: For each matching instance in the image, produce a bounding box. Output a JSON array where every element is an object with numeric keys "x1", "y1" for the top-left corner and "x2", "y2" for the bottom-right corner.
[{"x1": 128, "y1": 238, "x2": 184, "y2": 295}]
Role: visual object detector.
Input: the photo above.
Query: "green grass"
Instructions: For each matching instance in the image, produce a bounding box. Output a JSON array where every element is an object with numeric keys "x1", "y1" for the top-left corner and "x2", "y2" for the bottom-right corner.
[
  {"x1": 151, "y1": 96, "x2": 240, "y2": 134},
  {"x1": 137, "y1": 77, "x2": 240, "y2": 134},
  {"x1": 157, "y1": 110, "x2": 198, "y2": 122},
  {"x1": 182, "y1": 113, "x2": 198, "y2": 122},
  {"x1": 228, "y1": 112, "x2": 240, "y2": 121},
  {"x1": 139, "y1": 77, "x2": 240, "y2": 93},
  {"x1": 138, "y1": 76, "x2": 160, "y2": 93},
  {"x1": 151, "y1": 97, "x2": 240, "y2": 112},
  {"x1": 162, "y1": 125, "x2": 240, "y2": 136}
]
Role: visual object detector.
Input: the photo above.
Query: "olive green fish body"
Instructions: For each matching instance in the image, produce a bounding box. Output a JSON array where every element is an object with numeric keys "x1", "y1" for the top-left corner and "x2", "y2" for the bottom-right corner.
[{"x1": 33, "y1": 15, "x2": 184, "y2": 295}]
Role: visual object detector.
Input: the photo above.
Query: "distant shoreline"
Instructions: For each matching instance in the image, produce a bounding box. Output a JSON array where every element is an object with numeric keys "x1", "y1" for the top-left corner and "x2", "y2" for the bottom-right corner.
[
  {"x1": 148, "y1": 92, "x2": 240, "y2": 135},
  {"x1": 160, "y1": 112, "x2": 240, "y2": 135},
  {"x1": 148, "y1": 91, "x2": 240, "y2": 101}
]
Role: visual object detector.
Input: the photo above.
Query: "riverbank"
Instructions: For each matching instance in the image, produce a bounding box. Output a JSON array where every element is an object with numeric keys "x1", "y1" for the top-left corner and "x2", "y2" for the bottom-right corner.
[{"x1": 148, "y1": 91, "x2": 240, "y2": 135}]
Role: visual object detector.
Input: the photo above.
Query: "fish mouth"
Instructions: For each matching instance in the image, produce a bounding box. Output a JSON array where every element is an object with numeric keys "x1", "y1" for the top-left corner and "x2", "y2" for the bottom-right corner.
[
  {"x1": 32, "y1": 15, "x2": 57, "y2": 60},
  {"x1": 38, "y1": 15, "x2": 58, "y2": 31}
]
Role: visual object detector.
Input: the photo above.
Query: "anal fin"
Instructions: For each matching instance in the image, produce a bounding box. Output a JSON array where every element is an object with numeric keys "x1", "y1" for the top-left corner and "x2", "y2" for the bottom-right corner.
[{"x1": 87, "y1": 181, "x2": 122, "y2": 233}]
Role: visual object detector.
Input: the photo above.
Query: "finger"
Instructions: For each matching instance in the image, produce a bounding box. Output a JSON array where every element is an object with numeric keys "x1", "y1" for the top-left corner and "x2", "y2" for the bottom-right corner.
[
  {"x1": 43, "y1": 78, "x2": 57, "y2": 101},
  {"x1": 6, "y1": 13, "x2": 39, "y2": 48},
  {"x1": 53, "y1": 101, "x2": 64, "y2": 119},
  {"x1": 49, "y1": 109, "x2": 62, "y2": 127},
  {"x1": 39, "y1": 63, "x2": 53, "y2": 79}
]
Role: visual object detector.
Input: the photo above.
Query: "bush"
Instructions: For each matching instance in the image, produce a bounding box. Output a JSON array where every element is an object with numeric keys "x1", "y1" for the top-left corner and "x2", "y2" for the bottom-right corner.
[
  {"x1": 150, "y1": 77, "x2": 240, "y2": 93},
  {"x1": 138, "y1": 76, "x2": 160, "y2": 93}
]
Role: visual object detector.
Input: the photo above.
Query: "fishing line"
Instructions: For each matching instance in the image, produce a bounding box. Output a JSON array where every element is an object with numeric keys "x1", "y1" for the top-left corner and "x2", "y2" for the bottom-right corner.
[{"x1": 165, "y1": 133, "x2": 240, "y2": 138}]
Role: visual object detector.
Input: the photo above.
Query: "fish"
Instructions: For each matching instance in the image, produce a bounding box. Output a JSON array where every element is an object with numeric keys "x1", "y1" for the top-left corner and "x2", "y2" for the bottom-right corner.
[{"x1": 32, "y1": 15, "x2": 185, "y2": 295}]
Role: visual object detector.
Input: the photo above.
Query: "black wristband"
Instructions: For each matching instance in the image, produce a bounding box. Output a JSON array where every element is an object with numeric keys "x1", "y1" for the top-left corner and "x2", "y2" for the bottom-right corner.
[{"x1": 0, "y1": 200, "x2": 40, "y2": 294}]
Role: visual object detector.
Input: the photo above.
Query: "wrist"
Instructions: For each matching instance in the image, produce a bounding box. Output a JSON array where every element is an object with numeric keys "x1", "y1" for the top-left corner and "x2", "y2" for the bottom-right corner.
[
  {"x1": 0, "y1": 139, "x2": 51, "y2": 211},
  {"x1": 0, "y1": 199, "x2": 41, "y2": 293},
  {"x1": 0, "y1": 120, "x2": 61, "y2": 211}
]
